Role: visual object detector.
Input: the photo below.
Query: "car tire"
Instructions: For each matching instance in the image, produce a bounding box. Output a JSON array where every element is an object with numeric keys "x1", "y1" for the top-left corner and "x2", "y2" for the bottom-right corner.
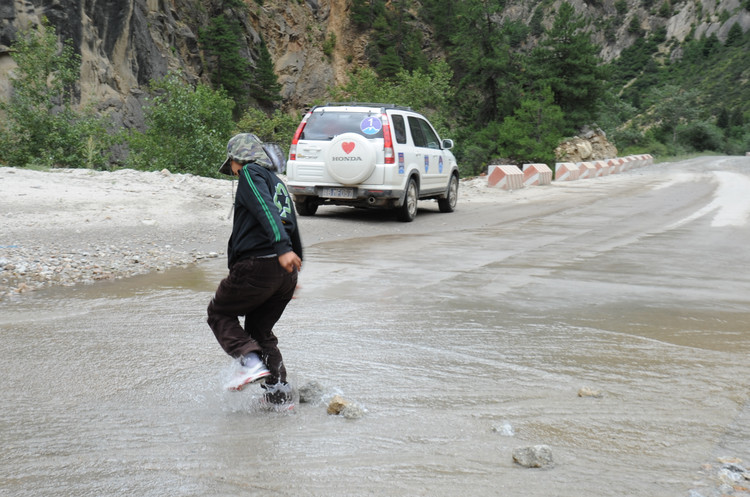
[
  {"x1": 438, "y1": 174, "x2": 458, "y2": 213},
  {"x1": 294, "y1": 196, "x2": 318, "y2": 216},
  {"x1": 396, "y1": 177, "x2": 418, "y2": 222},
  {"x1": 325, "y1": 133, "x2": 376, "y2": 185}
]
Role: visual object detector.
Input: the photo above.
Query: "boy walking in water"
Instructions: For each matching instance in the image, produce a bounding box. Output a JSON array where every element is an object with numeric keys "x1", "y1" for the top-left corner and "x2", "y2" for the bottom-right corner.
[{"x1": 207, "y1": 133, "x2": 302, "y2": 404}]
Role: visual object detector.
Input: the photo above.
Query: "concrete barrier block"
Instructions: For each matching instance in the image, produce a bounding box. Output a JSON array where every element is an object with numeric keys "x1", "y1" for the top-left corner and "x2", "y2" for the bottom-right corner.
[
  {"x1": 488, "y1": 165, "x2": 524, "y2": 190},
  {"x1": 522, "y1": 163, "x2": 552, "y2": 186},
  {"x1": 578, "y1": 162, "x2": 596, "y2": 179},
  {"x1": 594, "y1": 160, "x2": 611, "y2": 177},
  {"x1": 554, "y1": 162, "x2": 579, "y2": 181},
  {"x1": 607, "y1": 158, "x2": 621, "y2": 174}
]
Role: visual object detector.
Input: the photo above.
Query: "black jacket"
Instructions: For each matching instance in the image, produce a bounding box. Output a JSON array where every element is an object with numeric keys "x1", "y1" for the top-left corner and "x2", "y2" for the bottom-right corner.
[{"x1": 227, "y1": 163, "x2": 303, "y2": 268}]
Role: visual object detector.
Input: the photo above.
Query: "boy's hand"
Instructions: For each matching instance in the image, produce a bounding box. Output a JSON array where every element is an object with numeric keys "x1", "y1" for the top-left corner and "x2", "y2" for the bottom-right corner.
[{"x1": 278, "y1": 251, "x2": 302, "y2": 273}]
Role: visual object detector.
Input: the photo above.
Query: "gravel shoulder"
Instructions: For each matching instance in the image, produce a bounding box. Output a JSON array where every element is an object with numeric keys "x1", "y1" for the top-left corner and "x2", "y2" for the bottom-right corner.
[
  {"x1": 0, "y1": 166, "x2": 511, "y2": 300},
  {"x1": 1, "y1": 167, "x2": 235, "y2": 300}
]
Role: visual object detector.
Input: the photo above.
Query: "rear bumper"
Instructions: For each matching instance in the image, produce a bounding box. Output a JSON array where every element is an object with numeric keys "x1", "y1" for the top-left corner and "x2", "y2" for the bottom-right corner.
[{"x1": 288, "y1": 184, "x2": 403, "y2": 208}]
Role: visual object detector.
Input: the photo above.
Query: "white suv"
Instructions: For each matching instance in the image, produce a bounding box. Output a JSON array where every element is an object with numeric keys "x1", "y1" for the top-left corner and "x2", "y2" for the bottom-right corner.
[{"x1": 286, "y1": 103, "x2": 459, "y2": 222}]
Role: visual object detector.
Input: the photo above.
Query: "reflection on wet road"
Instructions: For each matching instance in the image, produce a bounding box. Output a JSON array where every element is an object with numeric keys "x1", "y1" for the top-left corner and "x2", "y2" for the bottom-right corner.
[{"x1": 2, "y1": 156, "x2": 749, "y2": 496}]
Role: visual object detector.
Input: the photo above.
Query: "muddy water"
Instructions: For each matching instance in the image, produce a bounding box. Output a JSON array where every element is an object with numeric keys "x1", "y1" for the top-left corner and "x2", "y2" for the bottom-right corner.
[{"x1": 2, "y1": 157, "x2": 750, "y2": 496}]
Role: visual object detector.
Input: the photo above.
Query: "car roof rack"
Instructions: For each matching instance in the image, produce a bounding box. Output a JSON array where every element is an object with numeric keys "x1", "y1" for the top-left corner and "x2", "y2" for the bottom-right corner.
[{"x1": 321, "y1": 102, "x2": 413, "y2": 111}]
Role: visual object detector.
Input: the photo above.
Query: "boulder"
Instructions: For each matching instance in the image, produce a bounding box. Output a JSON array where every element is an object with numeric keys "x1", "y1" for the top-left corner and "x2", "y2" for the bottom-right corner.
[{"x1": 555, "y1": 127, "x2": 618, "y2": 163}]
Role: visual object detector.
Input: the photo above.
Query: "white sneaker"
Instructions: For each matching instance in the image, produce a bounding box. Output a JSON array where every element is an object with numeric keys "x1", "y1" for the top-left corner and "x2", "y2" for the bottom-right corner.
[{"x1": 224, "y1": 358, "x2": 271, "y2": 392}]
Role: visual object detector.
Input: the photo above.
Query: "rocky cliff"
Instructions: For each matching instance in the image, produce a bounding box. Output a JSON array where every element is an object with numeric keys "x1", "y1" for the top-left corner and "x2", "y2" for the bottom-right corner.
[
  {"x1": 1, "y1": 0, "x2": 748, "y2": 132},
  {"x1": 0, "y1": 0, "x2": 366, "y2": 130}
]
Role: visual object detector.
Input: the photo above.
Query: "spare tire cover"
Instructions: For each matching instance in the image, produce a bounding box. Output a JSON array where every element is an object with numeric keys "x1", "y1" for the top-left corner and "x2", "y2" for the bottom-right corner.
[{"x1": 325, "y1": 133, "x2": 377, "y2": 185}]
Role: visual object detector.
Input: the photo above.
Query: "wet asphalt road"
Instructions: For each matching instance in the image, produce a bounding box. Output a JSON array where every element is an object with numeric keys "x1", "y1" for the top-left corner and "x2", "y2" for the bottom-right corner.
[{"x1": 2, "y1": 155, "x2": 749, "y2": 496}]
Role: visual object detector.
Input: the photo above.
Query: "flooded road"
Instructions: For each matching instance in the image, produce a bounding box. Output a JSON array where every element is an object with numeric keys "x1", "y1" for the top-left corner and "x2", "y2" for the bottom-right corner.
[{"x1": 2, "y1": 156, "x2": 750, "y2": 496}]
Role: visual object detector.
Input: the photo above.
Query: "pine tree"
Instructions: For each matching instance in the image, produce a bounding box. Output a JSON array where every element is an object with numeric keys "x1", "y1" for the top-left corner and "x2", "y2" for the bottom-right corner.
[
  {"x1": 448, "y1": 0, "x2": 522, "y2": 125},
  {"x1": 530, "y1": 2, "x2": 605, "y2": 133},
  {"x1": 249, "y1": 37, "x2": 282, "y2": 108},
  {"x1": 376, "y1": 46, "x2": 402, "y2": 79},
  {"x1": 496, "y1": 86, "x2": 565, "y2": 165},
  {"x1": 716, "y1": 107, "x2": 730, "y2": 129},
  {"x1": 725, "y1": 22, "x2": 744, "y2": 47},
  {"x1": 199, "y1": 14, "x2": 251, "y2": 111},
  {"x1": 351, "y1": 0, "x2": 374, "y2": 28}
]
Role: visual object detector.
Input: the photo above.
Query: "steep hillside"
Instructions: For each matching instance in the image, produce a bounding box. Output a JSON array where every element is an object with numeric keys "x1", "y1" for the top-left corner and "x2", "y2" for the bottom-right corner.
[{"x1": 0, "y1": 0, "x2": 748, "y2": 158}]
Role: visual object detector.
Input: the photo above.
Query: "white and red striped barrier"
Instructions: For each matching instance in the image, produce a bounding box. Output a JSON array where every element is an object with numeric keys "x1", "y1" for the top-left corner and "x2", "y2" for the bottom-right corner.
[
  {"x1": 487, "y1": 165, "x2": 524, "y2": 190},
  {"x1": 578, "y1": 162, "x2": 596, "y2": 179},
  {"x1": 486, "y1": 154, "x2": 655, "y2": 190},
  {"x1": 559, "y1": 154, "x2": 654, "y2": 183},
  {"x1": 523, "y1": 163, "x2": 552, "y2": 186},
  {"x1": 594, "y1": 160, "x2": 611, "y2": 177},
  {"x1": 554, "y1": 162, "x2": 579, "y2": 181}
]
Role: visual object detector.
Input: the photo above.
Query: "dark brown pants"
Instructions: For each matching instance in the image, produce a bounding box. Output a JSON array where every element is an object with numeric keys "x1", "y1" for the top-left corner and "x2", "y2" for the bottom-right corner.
[{"x1": 207, "y1": 257, "x2": 297, "y2": 384}]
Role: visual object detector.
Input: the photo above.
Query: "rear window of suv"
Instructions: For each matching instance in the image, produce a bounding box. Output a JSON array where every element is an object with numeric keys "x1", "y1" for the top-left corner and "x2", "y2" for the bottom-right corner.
[{"x1": 300, "y1": 111, "x2": 384, "y2": 141}]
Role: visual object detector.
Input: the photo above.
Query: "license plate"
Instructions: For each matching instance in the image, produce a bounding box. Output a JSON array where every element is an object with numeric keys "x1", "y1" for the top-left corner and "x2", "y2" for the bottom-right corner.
[{"x1": 320, "y1": 187, "x2": 355, "y2": 199}]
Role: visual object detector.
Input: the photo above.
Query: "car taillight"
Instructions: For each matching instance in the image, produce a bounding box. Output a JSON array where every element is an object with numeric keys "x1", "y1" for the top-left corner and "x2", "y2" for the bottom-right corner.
[
  {"x1": 289, "y1": 112, "x2": 311, "y2": 160},
  {"x1": 382, "y1": 115, "x2": 395, "y2": 164}
]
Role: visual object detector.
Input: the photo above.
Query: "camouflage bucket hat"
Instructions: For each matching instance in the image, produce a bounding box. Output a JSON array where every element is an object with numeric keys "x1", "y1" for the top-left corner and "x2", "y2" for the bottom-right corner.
[{"x1": 219, "y1": 133, "x2": 274, "y2": 175}]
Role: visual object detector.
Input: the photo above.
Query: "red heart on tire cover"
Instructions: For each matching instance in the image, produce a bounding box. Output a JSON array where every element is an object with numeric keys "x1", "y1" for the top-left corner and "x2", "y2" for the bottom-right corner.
[{"x1": 341, "y1": 142, "x2": 355, "y2": 154}]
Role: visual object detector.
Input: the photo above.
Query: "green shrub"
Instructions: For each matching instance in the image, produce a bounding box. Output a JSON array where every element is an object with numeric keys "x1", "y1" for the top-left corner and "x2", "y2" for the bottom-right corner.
[
  {"x1": 658, "y1": 0, "x2": 672, "y2": 17},
  {"x1": 124, "y1": 71, "x2": 235, "y2": 177},
  {"x1": 676, "y1": 121, "x2": 724, "y2": 151},
  {"x1": 0, "y1": 19, "x2": 109, "y2": 169},
  {"x1": 323, "y1": 32, "x2": 336, "y2": 58},
  {"x1": 496, "y1": 87, "x2": 564, "y2": 165},
  {"x1": 234, "y1": 107, "x2": 300, "y2": 156}
]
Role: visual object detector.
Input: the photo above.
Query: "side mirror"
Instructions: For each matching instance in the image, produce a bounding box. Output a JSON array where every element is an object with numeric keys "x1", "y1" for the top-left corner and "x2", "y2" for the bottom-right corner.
[{"x1": 442, "y1": 139, "x2": 454, "y2": 150}]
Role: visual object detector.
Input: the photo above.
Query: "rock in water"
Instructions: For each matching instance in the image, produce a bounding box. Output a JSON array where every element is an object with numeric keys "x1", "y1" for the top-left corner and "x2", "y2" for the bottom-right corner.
[
  {"x1": 512, "y1": 445, "x2": 554, "y2": 468},
  {"x1": 327, "y1": 395, "x2": 351, "y2": 415},
  {"x1": 578, "y1": 386, "x2": 603, "y2": 398},
  {"x1": 298, "y1": 381, "x2": 325, "y2": 404},
  {"x1": 340, "y1": 403, "x2": 365, "y2": 419}
]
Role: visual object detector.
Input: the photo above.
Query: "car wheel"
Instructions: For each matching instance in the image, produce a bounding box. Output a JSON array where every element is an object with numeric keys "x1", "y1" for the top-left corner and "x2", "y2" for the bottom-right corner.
[
  {"x1": 396, "y1": 178, "x2": 418, "y2": 222},
  {"x1": 325, "y1": 133, "x2": 376, "y2": 185},
  {"x1": 294, "y1": 196, "x2": 318, "y2": 216},
  {"x1": 438, "y1": 174, "x2": 458, "y2": 213}
]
